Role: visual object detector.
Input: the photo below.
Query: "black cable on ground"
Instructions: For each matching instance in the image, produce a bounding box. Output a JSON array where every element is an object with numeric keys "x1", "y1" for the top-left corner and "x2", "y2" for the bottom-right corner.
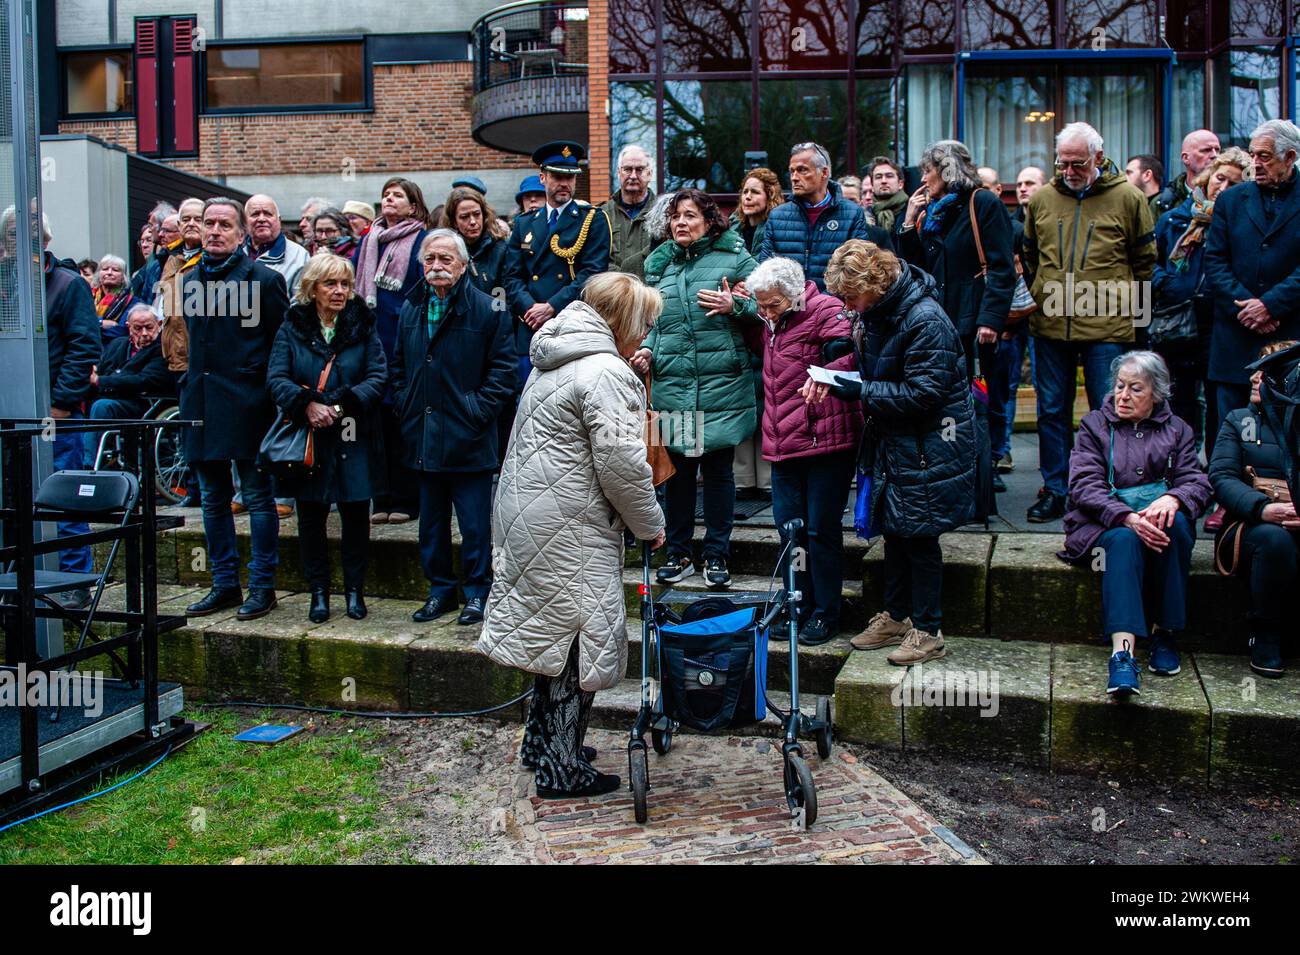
[{"x1": 198, "y1": 688, "x2": 534, "y2": 720}]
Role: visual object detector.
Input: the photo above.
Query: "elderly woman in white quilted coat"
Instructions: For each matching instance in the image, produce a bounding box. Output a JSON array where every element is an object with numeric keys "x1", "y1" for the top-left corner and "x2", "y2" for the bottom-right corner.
[{"x1": 478, "y1": 271, "x2": 666, "y2": 799}]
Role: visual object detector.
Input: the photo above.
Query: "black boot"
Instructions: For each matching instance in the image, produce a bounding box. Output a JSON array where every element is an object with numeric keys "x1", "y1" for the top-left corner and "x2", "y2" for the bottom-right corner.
[
  {"x1": 1027, "y1": 488, "x2": 1066, "y2": 523},
  {"x1": 308, "y1": 588, "x2": 330, "y2": 624},
  {"x1": 187, "y1": 586, "x2": 243, "y2": 617},
  {"x1": 345, "y1": 589, "x2": 367, "y2": 620},
  {"x1": 1250, "y1": 628, "x2": 1285, "y2": 678},
  {"x1": 237, "y1": 587, "x2": 278, "y2": 621}
]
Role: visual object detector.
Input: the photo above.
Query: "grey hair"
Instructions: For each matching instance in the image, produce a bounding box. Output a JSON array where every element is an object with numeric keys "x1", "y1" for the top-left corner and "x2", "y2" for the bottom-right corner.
[
  {"x1": 97, "y1": 253, "x2": 127, "y2": 274},
  {"x1": 643, "y1": 191, "x2": 677, "y2": 241},
  {"x1": 125, "y1": 303, "x2": 160, "y2": 323},
  {"x1": 148, "y1": 201, "x2": 177, "y2": 226},
  {"x1": 615, "y1": 144, "x2": 651, "y2": 169},
  {"x1": 746, "y1": 257, "x2": 806, "y2": 303},
  {"x1": 0, "y1": 205, "x2": 51, "y2": 241},
  {"x1": 1250, "y1": 119, "x2": 1300, "y2": 166},
  {"x1": 791, "y1": 142, "x2": 831, "y2": 172},
  {"x1": 919, "y1": 140, "x2": 982, "y2": 192},
  {"x1": 1110, "y1": 350, "x2": 1172, "y2": 403},
  {"x1": 302, "y1": 196, "x2": 334, "y2": 215},
  {"x1": 420, "y1": 228, "x2": 469, "y2": 264},
  {"x1": 1057, "y1": 122, "x2": 1104, "y2": 155}
]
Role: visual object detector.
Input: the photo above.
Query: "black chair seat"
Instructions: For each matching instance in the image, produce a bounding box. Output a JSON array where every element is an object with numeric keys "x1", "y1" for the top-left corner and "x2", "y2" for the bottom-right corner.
[{"x1": 0, "y1": 571, "x2": 103, "y2": 595}]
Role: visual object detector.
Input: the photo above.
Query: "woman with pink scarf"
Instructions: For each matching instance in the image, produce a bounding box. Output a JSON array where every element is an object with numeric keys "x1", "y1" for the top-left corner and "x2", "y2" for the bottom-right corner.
[{"x1": 354, "y1": 177, "x2": 431, "y2": 524}]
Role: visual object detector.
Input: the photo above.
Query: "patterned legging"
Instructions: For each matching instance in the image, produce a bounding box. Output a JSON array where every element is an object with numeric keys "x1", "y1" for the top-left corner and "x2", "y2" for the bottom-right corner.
[{"x1": 520, "y1": 639, "x2": 596, "y2": 793}]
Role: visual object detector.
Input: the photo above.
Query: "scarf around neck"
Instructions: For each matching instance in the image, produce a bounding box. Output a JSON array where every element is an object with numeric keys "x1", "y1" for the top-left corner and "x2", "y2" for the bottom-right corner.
[
  {"x1": 920, "y1": 191, "x2": 960, "y2": 235},
  {"x1": 1168, "y1": 187, "x2": 1215, "y2": 272},
  {"x1": 356, "y1": 218, "x2": 423, "y2": 307}
]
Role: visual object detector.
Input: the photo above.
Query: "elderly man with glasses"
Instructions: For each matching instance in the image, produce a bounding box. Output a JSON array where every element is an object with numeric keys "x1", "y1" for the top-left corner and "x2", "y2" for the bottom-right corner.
[
  {"x1": 1021, "y1": 121, "x2": 1157, "y2": 524},
  {"x1": 600, "y1": 144, "x2": 657, "y2": 280}
]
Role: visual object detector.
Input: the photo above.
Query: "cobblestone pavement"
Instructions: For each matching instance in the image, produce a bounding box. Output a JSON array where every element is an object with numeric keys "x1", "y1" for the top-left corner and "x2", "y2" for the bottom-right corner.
[{"x1": 498, "y1": 728, "x2": 984, "y2": 864}]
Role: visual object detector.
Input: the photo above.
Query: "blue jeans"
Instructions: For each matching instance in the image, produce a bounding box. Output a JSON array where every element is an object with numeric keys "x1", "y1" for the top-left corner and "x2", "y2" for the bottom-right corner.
[
  {"x1": 53, "y1": 410, "x2": 93, "y2": 575},
  {"x1": 418, "y1": 470, "x2": 494, "y2": 601},
  {"x1": 1095, "y1": 511, "x2": 1195, "y2": 639},
  {"x1": 1034, "y1": 337, "x2": 1126, "y2": 496},
  {"x1": 770, "y1": 450, "x2": 855, "y2": 627},
  {"x1": 83, "y1": 397, "x2": 147, "y2": 466},
  {"x1": 995, "y1": 325, "x2": 1030, "y2": 457},
  {"x1": 193, "y1": 459, "x2": 279, "y2": 590}
]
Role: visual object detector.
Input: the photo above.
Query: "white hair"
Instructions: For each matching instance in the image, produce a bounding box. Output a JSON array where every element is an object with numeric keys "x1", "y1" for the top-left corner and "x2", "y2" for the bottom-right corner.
[
  {"x1": 616, "y1": 144, "x2": 651, "y2": 169},
  {"x1": 0, "y1": 206, "x2": 51, "y2": 241},
  {"x1": 97, "y1": 253, "x2": 127, "y2": 273},
  {"x1": 1057, "y1": 122, "x2": 1104, "y2": 155},
  {"x1": 421, "y1": 228, "x2": 469, "y2": 264},
  {"x1": 126, "y1": 303, "x2": 159, "y2": 323},
  {"x1": 746, "y1": 257, "x2": 806, "y2": 303},
  {"x1": 301, "y1": 196, "x2": 334, "y2": 215},
  {"x1": 791, "y1": 142, "x2": 831, "y2": 172},
  {"x1": 643, "y1": 191, "x2": 677, "y2": 241},
  {"x1": 1251, "y1": 120, "x2": 1300, "y2": 165},
  {"x1": 1110, "y1": 350, "x2": 1172, "y2": 403}
]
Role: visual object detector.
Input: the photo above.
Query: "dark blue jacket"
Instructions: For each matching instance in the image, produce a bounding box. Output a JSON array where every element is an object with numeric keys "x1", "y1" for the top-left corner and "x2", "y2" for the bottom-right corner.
[
  {"x1": 757, "y1": 179, "x2": 891, "y2": 290},
  {"x1": 95, "y1": 335, "x2": 173, "y2": 400},
  {"x1": 1152, "y1": 197, "x2": 1209, "y2": 306},
  {"x1": 1209, "y1": 403, "x2": 1289, "y2": 525},
  {"x1": 390, "y1": 274, "x2": 516, "y2": 473},
  {"x1": 44, "y1": 253, "x2": 101, "y2": 413},
  {"x1": 1203, "y1": 172, "x2": 1300, "y2": 385},
  {"x1": 467, "y1": 232, "x2": 509, "y2": 300}
]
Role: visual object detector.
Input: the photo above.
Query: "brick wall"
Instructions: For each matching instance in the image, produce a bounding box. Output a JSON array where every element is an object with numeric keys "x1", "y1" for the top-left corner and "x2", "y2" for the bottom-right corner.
[
  {"x1": 586, "y1": 0, "x2": 610, "y2": 205},
  {"x1": 59, "y1": 61, "x2": 532, "y2": 180}
]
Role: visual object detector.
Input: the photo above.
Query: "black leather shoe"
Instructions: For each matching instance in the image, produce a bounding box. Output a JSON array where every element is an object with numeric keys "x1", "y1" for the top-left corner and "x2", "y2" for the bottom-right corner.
[
  {"x1": 345, "y1": 589, "x2": 367, "y2": 620},
  {"x1": 523, "y1": 745, "x2": 597, "y2": 772},
  {"x1": 236, "y1": 588, "x2": 278, "y2": 620},
  {"x1": 412, "y1": 594, "x2": 458, "y2": 623},
  {"x1": 992, "y1": 472, "x2": 1007, "y2": 493},
  {"x1": 798, "y1": 617, "x2": 835, "y2": 646},
  {"x1": 537, "y1": 772, "x2": 621, "y2": 800},
  {"x1": 187, "y1": 586, "x2": 243, "y2": 617},
  {"x1": 308, "y1": 588, "x2": 330, "y2": 624},
  {"x1": 1027, "y1": 489, "x2": 1066, "y2": 523},
  {"x1": 458, "y1": 596, "x2": 485, "y2": 625}
]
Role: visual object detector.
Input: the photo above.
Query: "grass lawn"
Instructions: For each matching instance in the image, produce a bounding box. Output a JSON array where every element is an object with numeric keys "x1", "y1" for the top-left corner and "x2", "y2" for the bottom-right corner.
[{"x1": 0, "y1": 707, "x2": 409, "y2": 864}]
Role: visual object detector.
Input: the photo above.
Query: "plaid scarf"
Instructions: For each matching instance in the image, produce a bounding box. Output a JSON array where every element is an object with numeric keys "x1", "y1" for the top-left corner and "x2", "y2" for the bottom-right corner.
[{"x1": 1167, "y1": 187, "x2": 1215, "y2": 272}]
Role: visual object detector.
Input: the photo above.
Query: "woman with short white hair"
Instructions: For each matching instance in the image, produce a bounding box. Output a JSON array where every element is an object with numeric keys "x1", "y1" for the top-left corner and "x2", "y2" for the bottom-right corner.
[
  {"x1": 1060, "y1": 350, "x2": 1212, "y2": 698},
  {"x1": 93, "y1": 253, "x2": 136, "y2": 341},
  {"x1": 746, "y1": 256, "x2": 862, "y2": 644}
]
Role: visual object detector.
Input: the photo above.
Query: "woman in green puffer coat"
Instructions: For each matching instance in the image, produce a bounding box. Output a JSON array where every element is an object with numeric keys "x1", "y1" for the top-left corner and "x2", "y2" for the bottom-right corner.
[{"x1": 631, "y1": 188, "x2": 758, "y2": 588}]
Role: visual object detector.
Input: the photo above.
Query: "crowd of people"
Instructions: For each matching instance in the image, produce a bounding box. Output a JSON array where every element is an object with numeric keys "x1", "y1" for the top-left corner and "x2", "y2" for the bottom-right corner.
[{"x1": 15, "y1": 114, "x2": 1300, "y2": 796}]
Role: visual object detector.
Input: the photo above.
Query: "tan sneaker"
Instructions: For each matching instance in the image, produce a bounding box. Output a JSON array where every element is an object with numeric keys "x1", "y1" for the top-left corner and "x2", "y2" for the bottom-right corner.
[
  {"x1": 887, "y1": 628, "x2": 947, "y2": 665},
  {"x1": 851, "y1": 611, "x2": 912, "y2": 650}
]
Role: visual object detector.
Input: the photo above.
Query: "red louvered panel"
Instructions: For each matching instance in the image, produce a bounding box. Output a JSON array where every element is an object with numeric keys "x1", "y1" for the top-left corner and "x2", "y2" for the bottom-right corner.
[
  {"x1": 134, "y1": 19, "x2": 160, "y2": 156},
  {"x1": 171, "y1": 17, "x2": 197, "y2": 153}
]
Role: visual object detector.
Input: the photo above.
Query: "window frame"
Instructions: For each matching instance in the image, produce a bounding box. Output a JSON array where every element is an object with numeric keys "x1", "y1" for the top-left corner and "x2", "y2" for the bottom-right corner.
[
  {"x1": 60, "y1": 44, "x2": 136, "y2": 120},
  {"x1": 199, "y1": 34, "x2": 374, "y2": 116}
]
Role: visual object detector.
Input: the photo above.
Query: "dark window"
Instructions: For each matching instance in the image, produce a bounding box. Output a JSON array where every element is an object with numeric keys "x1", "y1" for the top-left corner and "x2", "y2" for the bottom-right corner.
[
  {"x1": 758, "y1": 79, "x2": 852, "y2": 177},
  {"x1": 610, "y1": 80, "x2": 659, "y2": 190},
  {"x1": 961, "y1": 0, "x2": 1055, "y2": 49},
  {"x1": 64, "y1": 50, "x2": 133, "y2": 115},
  {"x1": 759, "y1": 0, "x2": 850, "y2": 71},
  {"x1": 662, "y1": 79, "x2": 752, "y2": 191},
  {"x1": 609, "y1": 0, "x2": 655, "y2": 73},
  {"x1": 900, "y1": 0, "x2": 954, "y2": 56},
  {"x1": 854, "y1": 0, "x2": 894, "y2": 68},
  {"x1": 1229, "y1": 0, "x2": 1283, "y2": 37},
  {"x1": 662, "y1": 0, "x2": 751, "y2": 73},
  {"x1": 1164, "y1": 0, "x2": 1208, "y2": 49},
  {"x1": 1062, "y1": 0, "x2": 1159, "y2": 48},
  {"x1": 205, "y1": 42, "x2": 365, "y2": 110},
  {"x1": 1212, "y1": 47, "x2": 1281, "y2": 145},
  {"x1": 856, "y1": 77, "x2": 897, "y2": 171}
]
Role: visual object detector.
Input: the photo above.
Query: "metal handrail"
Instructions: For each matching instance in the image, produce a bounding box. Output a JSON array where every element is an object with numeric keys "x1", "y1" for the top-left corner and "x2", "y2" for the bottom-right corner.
[{"x1": 471, "y1": 0, "x2": 589, "y2": 94}]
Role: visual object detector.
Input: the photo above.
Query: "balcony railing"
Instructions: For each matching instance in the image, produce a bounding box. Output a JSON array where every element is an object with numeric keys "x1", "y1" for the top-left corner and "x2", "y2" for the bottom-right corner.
[{"x1": 471, "y1": 0, "x2": 589, "y2": 94}]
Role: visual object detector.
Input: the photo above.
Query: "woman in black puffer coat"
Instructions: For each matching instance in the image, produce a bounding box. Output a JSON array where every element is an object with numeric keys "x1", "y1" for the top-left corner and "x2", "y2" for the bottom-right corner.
[
  {"x1": 266, "y1": 253, "x2": 388, "y2": 624},
  {"x1": 806, "y1": 239, "x2": 975, "y2": 664}
]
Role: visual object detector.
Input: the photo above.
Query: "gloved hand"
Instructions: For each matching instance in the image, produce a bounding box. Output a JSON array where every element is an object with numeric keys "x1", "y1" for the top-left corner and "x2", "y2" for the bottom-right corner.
[{"x1": 827, "y1": 375, "x2": 863, "y2": 402}]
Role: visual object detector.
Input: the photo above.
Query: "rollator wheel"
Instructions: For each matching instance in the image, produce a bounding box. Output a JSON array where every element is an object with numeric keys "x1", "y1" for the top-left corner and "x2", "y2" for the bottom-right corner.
[
  {"x1": 651, "y1": 727, "x2": 673, "y2": 756},
  {"x1": 815, "y1": 697, "x2": 833, "y2": 760},
  {"x1": 784, "y1": 752, "x2": 818, "y2": 828},
  {"x1": 630, "y1": 746, "x2": 649, "y2": 824}
]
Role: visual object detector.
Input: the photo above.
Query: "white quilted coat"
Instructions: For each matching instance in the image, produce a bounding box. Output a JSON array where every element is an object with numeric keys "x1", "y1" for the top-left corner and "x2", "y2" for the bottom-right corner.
[{"x1": 476, "y1": 301, "x2": 665, "y2": 691}]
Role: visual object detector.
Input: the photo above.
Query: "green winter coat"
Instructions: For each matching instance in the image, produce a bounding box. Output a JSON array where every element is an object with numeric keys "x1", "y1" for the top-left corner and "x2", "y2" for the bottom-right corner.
[{"x1": 642, "y1": 228, "x2": 759, "y2": 455}]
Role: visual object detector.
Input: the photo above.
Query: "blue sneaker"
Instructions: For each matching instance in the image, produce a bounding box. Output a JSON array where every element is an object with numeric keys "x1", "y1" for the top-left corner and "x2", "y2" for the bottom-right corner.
[
  {"x1": 1148, "y1": 630, "x2": 1181, "y2": 676},
  {"x1": 1108, "y1": 643, "x2": 1141, "y2": 698}
]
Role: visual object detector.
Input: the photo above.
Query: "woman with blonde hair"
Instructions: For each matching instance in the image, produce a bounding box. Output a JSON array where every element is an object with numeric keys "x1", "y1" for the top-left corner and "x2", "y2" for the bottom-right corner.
[
  {"x1": 265, "y1": 252, "x2": 389, "y2": 623},
  {"x1": 479, "y1": 270, "x2": 666, "y2": 799}
]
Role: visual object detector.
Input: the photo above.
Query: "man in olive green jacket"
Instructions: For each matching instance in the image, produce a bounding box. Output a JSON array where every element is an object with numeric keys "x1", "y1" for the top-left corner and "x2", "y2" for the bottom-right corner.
[
  {"x1": 600, "y1": 144, "x2": 657, "y2": 279},
  {"x1": 1021, "y1": 121, "x2": 1157, "y2": 523}
]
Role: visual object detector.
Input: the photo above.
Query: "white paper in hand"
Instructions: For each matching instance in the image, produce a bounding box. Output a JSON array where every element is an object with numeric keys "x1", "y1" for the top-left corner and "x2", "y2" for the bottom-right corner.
[{"x1": 807, "y1": 366, "x2": 862, "y2": 386}]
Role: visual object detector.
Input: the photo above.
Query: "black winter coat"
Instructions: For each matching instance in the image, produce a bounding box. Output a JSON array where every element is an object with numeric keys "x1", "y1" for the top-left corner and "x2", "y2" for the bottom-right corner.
[
  {"x1": 895, "y1": 187, "x2": 1016, "y2": 338},
  {"x1": 468, "y1": 233, "x2": 509, "y2": 299},
  {"x1": 178, "y1": 253, "x2": 289, "y2": 462},
  {"x1": 96, "y1": 336, "x2": 174, "y2": 399},
  {"x1": 1208, "y1": 403, "x2": 1290, "y2": 525},
  {"x1": 855, "y1": 265, "x2": 976, "y2": 537},
  {"x1": 266, "y1": 300, "x2": 389, "y2": 503},
  {"x1": 391, "y1": 275, "x2": 516, "y2": 473},
  {"x1": 43, "y1": 254, "x2": 102, "y2": 413}
]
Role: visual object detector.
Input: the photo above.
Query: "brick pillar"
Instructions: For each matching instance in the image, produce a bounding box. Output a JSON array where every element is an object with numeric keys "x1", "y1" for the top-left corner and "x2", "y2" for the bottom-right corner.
[{"x1": 587, "y1": 0, "x2": 611, "y2": 205}]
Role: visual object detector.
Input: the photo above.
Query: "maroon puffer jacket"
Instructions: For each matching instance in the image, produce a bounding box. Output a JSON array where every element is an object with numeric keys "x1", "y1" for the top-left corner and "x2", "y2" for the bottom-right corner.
[{"x1": 760, "y1": 281, "x2": 864, "y2": 462}]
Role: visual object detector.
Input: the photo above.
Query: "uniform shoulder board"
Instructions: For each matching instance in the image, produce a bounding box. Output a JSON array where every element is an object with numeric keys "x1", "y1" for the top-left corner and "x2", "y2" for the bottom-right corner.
[{"x1": 574, "y1": 199, "x2": 591, "y2": 207}]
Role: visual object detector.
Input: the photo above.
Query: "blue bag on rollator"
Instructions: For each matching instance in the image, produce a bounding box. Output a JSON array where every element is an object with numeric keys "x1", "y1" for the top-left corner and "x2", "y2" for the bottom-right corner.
[{"x1": 656, "y1": 600, "x2": 767, "y2": 732}]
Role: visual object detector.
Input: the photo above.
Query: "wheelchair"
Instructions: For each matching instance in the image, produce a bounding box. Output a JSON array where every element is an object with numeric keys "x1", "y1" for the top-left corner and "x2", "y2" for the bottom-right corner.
[{"x1": 89, "y1": 395, "x2": 190, "y2": 505}]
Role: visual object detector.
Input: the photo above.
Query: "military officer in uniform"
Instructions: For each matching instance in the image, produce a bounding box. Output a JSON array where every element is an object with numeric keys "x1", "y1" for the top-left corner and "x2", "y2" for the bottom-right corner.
[{"x1": 504, "y1": 140, "x2": 613, "y2": 385}]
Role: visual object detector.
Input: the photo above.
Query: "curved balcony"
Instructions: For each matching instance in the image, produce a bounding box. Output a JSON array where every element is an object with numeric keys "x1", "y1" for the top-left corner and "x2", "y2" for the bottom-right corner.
[{"x1": 470, "y1": 1, "x2": 589, "y2": 155}]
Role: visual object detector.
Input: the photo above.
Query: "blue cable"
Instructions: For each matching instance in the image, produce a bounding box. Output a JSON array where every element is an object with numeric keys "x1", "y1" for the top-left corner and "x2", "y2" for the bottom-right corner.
[{"x1": 0, "y1": 744, "x2": 173, "y2": 834}]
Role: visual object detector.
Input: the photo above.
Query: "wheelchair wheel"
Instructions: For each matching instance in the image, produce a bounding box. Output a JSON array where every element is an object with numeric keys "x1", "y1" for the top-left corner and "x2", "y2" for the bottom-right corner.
[
  {"x1": 815, "y1": 696, "x2": 833, "y2": 760},
  {"x1": 783, "y1": 751, "x2": 818, "y2": 828},
  {"x1": 651, "y1": 727, "x2": 672, "y2": 756},
  {"x1": 152, "y1": 404, "x2": 188, "y2": 505},
  {"x1": 629, "y1": 745, "x2": 649, "y2": 824}
]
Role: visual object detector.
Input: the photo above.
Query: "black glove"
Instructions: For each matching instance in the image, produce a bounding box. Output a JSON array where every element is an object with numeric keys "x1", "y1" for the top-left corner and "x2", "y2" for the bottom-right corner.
[{"x1": 827, "y1": 375, "x2": 862, "y2": 402}]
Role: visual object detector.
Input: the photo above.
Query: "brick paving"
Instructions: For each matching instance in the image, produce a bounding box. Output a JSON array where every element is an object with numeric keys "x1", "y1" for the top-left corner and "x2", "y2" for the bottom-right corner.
[{"x1": 499, "y1": 728, "x2": 984, "y2": 864}]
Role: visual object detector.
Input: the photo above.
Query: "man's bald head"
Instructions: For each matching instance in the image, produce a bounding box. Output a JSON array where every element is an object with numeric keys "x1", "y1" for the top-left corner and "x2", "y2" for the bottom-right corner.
[
  {"x1": 245, "y1": 194, "x2": 282, "y2": 247},
  {"x1": 1180, "y1": 129, "x2": 1221, "y2": 178}
]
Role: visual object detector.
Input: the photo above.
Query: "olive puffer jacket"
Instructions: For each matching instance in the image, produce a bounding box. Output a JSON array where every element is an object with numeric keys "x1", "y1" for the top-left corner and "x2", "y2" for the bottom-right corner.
[
  {"x1": 854, "y1": 265, "x2": 976, "y2": 538},
  {"x1": 477, "y1": 302, "x2": 665, "y2": 692},
  {"x1": 641, "y1": 228, "x2": 759, "y2": 455}
]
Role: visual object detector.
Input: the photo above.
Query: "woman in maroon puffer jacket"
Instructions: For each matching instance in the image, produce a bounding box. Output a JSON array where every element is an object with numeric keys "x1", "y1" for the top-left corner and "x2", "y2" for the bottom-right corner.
[{"x1": 744, "y1": 257, "x2": 863, "y2": 644}]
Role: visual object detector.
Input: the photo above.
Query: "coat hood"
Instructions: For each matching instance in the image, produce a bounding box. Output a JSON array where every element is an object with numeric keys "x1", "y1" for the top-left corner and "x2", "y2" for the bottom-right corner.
[
  {"x1": 643, "y1": 227, "x2": 746, "y2": 277},
  {"x1": 529, "y1": 300, "x2": 623, "y2": 371}
]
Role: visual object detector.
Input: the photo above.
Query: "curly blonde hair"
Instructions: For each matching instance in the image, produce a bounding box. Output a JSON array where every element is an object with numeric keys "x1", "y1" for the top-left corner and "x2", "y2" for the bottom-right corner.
[
  {"x1": 825, "y1": 240, "x2": 901, "y2": 302},
  {"x1": 1192, "y1": 146, "x2": 1252, "y2": 190},
  {"x1": 737, "y1": 167, "x2": 785, "y2": 226}
]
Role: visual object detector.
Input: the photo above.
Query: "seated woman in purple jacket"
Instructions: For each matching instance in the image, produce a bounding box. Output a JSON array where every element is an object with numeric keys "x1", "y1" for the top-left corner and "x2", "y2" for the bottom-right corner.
[
  {"x1": 1060, "y1": 351, "x2": 1212, "y2": 698},
  {"x1": 744, "y1": 257, "x2": 862, "y2": 645}
]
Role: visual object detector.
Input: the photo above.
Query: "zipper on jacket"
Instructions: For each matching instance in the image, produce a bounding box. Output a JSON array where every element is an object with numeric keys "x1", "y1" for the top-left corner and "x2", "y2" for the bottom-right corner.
[
  {"x1": 916, "y1": 435, "x2": 928, "y2": 470},
  {"x1": 1078, "y1": 221, "x2": 1096, "y2": 270}
]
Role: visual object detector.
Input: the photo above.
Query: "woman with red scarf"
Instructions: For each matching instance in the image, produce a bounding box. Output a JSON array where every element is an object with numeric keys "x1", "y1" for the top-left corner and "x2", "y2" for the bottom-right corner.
[{"x1": 93, "y1": 254, "x2": 136, "y2": 342}]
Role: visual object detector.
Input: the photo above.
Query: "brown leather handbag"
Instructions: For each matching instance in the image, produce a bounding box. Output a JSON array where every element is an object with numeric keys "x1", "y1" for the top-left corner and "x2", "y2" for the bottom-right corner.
[
  {"x1": 1214, "y1": 468, "x2": 1293, "y2": 575},
  {"x1": 644, "y1": 373, "x2": 676, "y2": 487},
  {"x1": 966, "y1": 191, "x2": 1036, "y2": 322}
]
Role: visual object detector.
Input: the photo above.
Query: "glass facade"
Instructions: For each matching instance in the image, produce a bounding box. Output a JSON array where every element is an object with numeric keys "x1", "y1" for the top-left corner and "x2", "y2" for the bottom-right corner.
[{"x1": 607, "y1": 0, "x2": 1299, "y2": 193}]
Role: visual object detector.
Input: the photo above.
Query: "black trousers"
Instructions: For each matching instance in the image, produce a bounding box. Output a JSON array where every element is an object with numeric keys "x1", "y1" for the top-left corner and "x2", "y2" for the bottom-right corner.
[
  {"x1": 1240, "y1": 522, "x2": 1300, "y2": 635},
  {"x1": 882, "y1": 533, "x2": 943, "y2": 633},
  {"x1": 373, "y1": 404, "x2": 419, "y2": 515},
  {"x1": 664, "y1": 446, "x2": 736, "y2": 561},
  {"x1": 297, "y1": 499, "x2": 370, "y2": 592},
  {"x1": 520, "y1": 639, "x2": 596, "y2": 792}
]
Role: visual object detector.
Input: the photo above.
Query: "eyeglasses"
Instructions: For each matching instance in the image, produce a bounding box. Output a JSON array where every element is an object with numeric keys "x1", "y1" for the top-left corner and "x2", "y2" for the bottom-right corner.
[{"x1": 1054, "y1": 159, "x2": 1092, "y2": 171}]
